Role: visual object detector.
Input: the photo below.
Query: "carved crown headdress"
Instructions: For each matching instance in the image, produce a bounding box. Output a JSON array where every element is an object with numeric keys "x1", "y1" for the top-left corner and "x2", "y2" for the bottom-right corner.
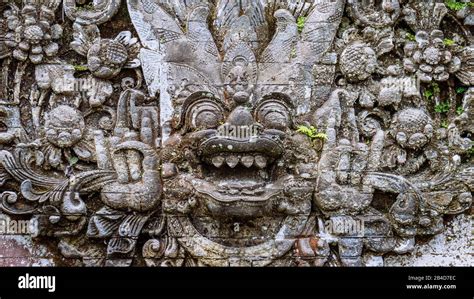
[{"x1": 128, "y1": 0, "x2": 344, "y2": 138}]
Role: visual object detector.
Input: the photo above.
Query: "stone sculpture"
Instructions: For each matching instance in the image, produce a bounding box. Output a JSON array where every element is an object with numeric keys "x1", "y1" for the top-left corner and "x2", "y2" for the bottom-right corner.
[{"x1": 0, "y1": 0, "x2": 472, "y2": 267}]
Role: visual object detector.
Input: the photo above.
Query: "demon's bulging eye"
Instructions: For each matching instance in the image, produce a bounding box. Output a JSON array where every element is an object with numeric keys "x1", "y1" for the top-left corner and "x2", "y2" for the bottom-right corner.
[
  {"x1": 185, "y1": 99, "x2": 225, "y2": 131},
  {"x1": 256, "y1": 101, "x2": 291, "y2": 131}
]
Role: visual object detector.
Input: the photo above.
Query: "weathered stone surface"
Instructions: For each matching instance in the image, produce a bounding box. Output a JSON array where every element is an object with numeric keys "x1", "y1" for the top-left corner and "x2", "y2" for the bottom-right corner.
[
  {"x1": 0, "y1": 0, "x2": 472, "y2": 267},
  {"x1": 385, "y1": 213, "x2": 473, "y2": 266}
]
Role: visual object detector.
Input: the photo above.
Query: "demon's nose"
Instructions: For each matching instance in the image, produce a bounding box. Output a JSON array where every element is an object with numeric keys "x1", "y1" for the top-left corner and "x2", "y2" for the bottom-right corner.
[{"x1": 227, "y1": 106, "x2": 254, "y2": 127}]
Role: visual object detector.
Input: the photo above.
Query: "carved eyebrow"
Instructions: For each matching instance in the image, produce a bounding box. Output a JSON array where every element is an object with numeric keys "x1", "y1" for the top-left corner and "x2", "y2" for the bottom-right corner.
[
  {"x1": 255, "y1": 93, "x2": 295, "y2": 112},
  {"x1": 177, "y1": 92, "x2": 227, "y2": 130}
]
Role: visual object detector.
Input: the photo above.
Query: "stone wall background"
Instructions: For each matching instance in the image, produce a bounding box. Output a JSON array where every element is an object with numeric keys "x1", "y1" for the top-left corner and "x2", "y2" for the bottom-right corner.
[
  {"x1": 1, "y1": 212, "x2": 471, "y2": 266},
  {"x1": 0, "y1": 0, "x2": 473, "y2": 267}
]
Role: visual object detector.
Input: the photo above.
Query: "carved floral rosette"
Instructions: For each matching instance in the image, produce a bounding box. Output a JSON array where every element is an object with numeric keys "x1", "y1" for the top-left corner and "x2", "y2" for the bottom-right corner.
[{"x1": 0, "y1": 0, "x2": 472, "y2": 267}]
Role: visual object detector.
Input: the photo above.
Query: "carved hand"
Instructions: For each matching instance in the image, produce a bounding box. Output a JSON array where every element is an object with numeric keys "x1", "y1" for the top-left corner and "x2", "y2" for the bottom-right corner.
[
  {"x1": 315, "y1": 91, "x2": 384, "y2": 215},
  {"x1": 101, "y1": 114, "x2": 161, "y2": 213}
]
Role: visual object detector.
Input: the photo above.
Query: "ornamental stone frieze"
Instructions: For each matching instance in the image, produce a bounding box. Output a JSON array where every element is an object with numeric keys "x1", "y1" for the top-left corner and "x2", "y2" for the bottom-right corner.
[{"x1": 0, "y1": 0, "x2": 472, "y2": 267}]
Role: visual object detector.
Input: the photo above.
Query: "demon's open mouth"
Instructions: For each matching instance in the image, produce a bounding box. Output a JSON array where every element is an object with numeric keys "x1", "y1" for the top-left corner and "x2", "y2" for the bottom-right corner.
[
  {"x1": 164, "y1": 90, "x2": 298, "y2": 217},
  {"x1": 183, "y1": 130, "x2": 289, "y2": 217}
]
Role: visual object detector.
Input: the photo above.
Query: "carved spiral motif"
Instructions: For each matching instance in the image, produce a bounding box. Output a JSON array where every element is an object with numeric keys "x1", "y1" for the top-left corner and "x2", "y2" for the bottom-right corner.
[
  {"x1": 1, "y1": 191, "x2": 18, "y2": 204},
  {"x1": 183, "y1": 97, "x2": 225, "y2": 131},
  {"x1": 142, "y1": 239, "x2": 166, "y2": 259},
  {"x1": 357, "y1": 110, "x2": 389, "y2": 138}
]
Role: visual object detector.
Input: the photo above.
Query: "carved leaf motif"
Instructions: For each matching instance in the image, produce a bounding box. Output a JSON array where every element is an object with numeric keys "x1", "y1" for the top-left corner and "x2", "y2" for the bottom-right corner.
[
  {"x1": 187, "y1": 6, "x2": 220, "y2": 60},
  {"x1": 71, "y1": 23, "x2": 100, "y2": 56},
  {"x1": 215, "y1": 0, "x2": 266, "y2": 43},
  {"x1": 456, "y1": 46, "x2": 474, "y2": 85},
  {"x1": 259, "y1": 9, "x2": 298, "y2": 67},
  {"x1": 87, "y1": 206, "x2": 124, "y2": 238},
  {"x1": 128, "y1": 0, "x2": 184, "y2": 51},
  {"x1": 299, "y1": 0, "x2": 344, "y2": 65},
  {"x1": 157, "y1": 0, "x2": 209, "y2": 24},
  {"x1": 0, "y1": 150, "x2": 63, "y2": 188},
  {"x1": 402, "y1": 2, "x2": 448, "y2": 32}
]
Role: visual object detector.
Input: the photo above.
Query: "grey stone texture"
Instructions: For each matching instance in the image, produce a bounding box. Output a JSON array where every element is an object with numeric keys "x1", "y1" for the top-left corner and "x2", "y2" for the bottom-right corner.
[{"x1": 0, "y1": 0, "x2": 472, "y2": 267}]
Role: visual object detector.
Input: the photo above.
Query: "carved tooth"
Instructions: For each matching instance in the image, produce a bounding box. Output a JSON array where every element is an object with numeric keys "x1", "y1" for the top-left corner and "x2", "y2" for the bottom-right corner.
[
  {"x1": 226, "y1": 155, "x2": 239, "y2": 168},
  {"x1": 241, "y1": 156, "x2": 254, "y2": 168},
  {"x1": 228, "y1": 189, "x2": 239, "y2": 195},
  {"x1": 211, "y1": 156, "x2": 225, "y2": 168},
  {"x1": 254, "y1": 155, "x2": 267, "y2": 169}
]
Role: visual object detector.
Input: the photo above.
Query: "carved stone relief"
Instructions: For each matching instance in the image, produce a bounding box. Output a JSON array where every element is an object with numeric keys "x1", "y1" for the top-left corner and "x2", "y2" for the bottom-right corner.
[{"x1": 0, "y1": 0, "x2": 472, "y2": 267}]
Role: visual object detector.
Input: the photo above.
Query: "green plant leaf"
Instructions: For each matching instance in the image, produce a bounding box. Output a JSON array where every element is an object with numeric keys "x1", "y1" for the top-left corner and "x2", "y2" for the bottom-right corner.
[
  {"x1": 424, "y1": 89, "x2": 434, "y2": 100},
  {"x1": 432, "y1": 82, "x2": 440, "y2": 95},
  {"x1": 445, "y1": 0, "x2": 468, "y2": 11},
  {"x1": 73, "y1": 65, "x2": 89, "y2": 72},
  {"x1": 290, "y1": 48, "x2": 297, "y2": 59},
  {"x1": 313, "y1": 133, "x2": 328, "y2": 141},
  {"x1": 435, "y1": 102, "x2": 451, "y2": 113},
  {"x1": 443, "y1": 38, "x2": 455, "y2": 46},
  {"x1": 456, "y1": 87, "x2": 467, "y2": 94},
  {"x1": 297, "y1": 17, "x2": 306, "y2": 33},
  {"x1": 406, "y1": 33, "x2": 416, "y2": 42},
  {"x1": 68, "y1": 156, "x2": 79, "y2": 165},
  {"x1": 424, "y1": 82, "x2": 441, "y2": 102},
  {"x1": 468, "y1": 142, "x2": 474, "y2": 156},
  {"x1": 297, "y1": 125, "x2": 327, "y2": 142}
]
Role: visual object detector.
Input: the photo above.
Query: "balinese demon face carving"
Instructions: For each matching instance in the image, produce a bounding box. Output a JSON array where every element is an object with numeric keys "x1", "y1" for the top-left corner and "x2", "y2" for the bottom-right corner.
[
  {"x1": 0, "y1": 0, "x2": 471, "y2": 268},
  {"x1": 158, "y1": 77, "x2": 314, "y2": 263},
  {"x1": 172, "y1": 93, "x2": 295, "y2": 219},
  {"x1": 126, "y1": 1, "x2": 346, "y2": 266}
]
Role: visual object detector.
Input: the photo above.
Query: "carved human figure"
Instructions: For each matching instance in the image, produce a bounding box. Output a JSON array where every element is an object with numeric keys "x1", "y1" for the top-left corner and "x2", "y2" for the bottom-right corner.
[{"x1": 225, "y1": 57, "x2": 255, "y2": 105}]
